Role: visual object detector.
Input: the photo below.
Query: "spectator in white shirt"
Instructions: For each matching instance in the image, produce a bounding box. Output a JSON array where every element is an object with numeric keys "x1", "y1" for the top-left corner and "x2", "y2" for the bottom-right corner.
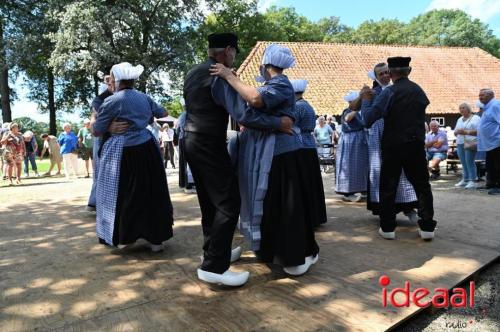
[
  {"x1": 161, "y1": 123, "x2": 175, "y2": 169},
  {"x1": 454, "y1": 102, "x2": 480, "y2": 189}
]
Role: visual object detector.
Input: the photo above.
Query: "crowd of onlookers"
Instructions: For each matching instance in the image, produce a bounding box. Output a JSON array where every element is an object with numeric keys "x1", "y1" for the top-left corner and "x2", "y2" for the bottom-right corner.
[
  {"x1": 0, "y1": 120, "x2": 96, "y2": 185},
  {"x1": 0, "y1": 116, "x2": 184, "y2": 187},
  {"x1": 306, "y1": 88, "x2": 500, "y2": 195},
  {"x1": 421, "y1": 90, "x2": 500, "y2": 196},
  {"x1": 2, "y1": 87, "x2": 499, "y2": 196}
]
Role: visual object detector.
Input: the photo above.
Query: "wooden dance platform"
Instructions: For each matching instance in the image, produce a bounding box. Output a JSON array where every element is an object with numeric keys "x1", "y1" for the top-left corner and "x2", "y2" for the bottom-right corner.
[{"x1": 0, "y1": 173, "x2": 499, "y2": 331}]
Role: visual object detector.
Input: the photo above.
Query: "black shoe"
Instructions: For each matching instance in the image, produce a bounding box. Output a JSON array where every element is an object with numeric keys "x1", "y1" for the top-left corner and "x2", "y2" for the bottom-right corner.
[
  {"x1": 85, "y1": 205, "x2": 96, "y2": 212},
  {"x1": 488, "y1": 188, "x2": 500, "y2": 195},
  {"x1": 430, "y1": 173, "x2": 440, "y2": 180}
]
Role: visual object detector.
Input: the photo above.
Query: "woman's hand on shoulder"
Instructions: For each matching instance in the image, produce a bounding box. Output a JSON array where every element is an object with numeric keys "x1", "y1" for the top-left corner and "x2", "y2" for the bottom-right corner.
[{"x1": 209, "y1": 63, "x2": 234, "y2": 80}]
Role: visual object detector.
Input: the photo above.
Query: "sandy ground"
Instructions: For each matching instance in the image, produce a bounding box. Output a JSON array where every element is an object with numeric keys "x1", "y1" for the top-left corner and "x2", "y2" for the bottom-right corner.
[{"x1": 0, "y1": 166, "x2": 498, "y2": 331}]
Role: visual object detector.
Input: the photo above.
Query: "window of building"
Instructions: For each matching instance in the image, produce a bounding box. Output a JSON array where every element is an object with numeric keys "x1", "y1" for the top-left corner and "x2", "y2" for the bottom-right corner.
[{"x1": 431, "y1": 117, "x2": 445, "y2": 126}]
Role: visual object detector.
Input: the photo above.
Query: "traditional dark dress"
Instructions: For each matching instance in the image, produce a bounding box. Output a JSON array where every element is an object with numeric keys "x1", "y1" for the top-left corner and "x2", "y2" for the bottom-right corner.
[
  {"x1": 214, "y1": 74, "x2": 319, "y2": 267},
  {"x1": 294, "y1": 98, "x2": 327, "y2": 226},
  {"x1": 93, "y1": 88, "x2": 173, "y2": 246}
]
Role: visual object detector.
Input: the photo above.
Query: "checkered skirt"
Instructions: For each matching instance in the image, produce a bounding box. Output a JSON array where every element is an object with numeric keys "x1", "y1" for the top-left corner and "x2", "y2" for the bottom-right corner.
[
  {"x1": 368, "y1": 119, "x2": 417, "y2": 203},
  {"x1": 96, "y1": 135, "x2": 125, "y2": 245},
  {"x1": 335, "y1": 130, "x2": 368, "y2": 194}
]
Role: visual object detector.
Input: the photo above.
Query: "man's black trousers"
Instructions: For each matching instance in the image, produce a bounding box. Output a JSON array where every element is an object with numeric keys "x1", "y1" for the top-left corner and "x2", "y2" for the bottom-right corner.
[
  {"x1": 379, "y1": 141, "x2": 437, "y2": 232},
  {"x1": 184, "y1": 131, "x2": 240, "y2": 274}
]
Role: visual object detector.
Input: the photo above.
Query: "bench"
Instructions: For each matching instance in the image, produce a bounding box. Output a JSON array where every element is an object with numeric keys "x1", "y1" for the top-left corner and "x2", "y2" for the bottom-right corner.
[{"x1": 446, "y1": 159, "x2": 459, "y2": 174}]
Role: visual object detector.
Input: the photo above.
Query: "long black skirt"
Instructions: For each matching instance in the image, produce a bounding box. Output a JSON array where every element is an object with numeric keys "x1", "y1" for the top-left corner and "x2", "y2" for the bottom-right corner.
[
  {"x1": 178, "y1": 138, "x2": 187, "y2": 188},
  {"x1": 258, "y1": 150, "x2": 320, "y2": 267},
  {"x1": 297, "y1": 148, "x2": 327, "y2": 227},
  {"x1": 113, "y1": 139, "x2": 173, "y2": 246}
]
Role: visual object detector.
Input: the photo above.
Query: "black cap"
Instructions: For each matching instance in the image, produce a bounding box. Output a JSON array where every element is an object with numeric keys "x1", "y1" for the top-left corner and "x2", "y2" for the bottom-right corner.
[
  {"x1": 208, "y1": 33, "x2": 240, "y2": 53},
  {"x1": 387, "y1": 56, "x2": 411, "y2": 68}
]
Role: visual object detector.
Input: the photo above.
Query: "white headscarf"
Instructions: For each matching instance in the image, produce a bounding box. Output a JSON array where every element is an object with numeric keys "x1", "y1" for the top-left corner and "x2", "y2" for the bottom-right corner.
[
  {"x1": 291, "y1": 79, "x2": 308, "y2": 93},
  {"x1": 343, "y1": 90, "x2": 359, "y2": 102},
  {"x1": 261, "y1": 44, "x2": 296, "y2": 69},
  {"x1": 367, "y1": 70, "x2": 376, "y2": 81},
  {"x1": 98, "y1": 83, "x2": 108, "y2": 94},
  {"x1": 368, "y1": 69, "x2": 390, "y2": 90},
  {"x1": 111, "y1": 62, "x2": 144, "y2": 89},
  {"x1": 255, "y1": 44, "x2": 296, "y2": 83}
]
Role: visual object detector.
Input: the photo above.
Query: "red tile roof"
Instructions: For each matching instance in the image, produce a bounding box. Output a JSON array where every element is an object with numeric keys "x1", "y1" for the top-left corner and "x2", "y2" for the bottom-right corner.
[{"x1": 237, "y1": 42, "x2": 500, "y2": 115}]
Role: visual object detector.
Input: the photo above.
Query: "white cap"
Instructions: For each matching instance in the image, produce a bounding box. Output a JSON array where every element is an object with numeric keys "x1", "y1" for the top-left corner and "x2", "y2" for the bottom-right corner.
[
  {"x1": 98, "y1": 83, "x2": 108, "y2": 94},
  {"x1": 23, "y1": 130, "x2": 33, "y2": 138},
  {"x1": 111, "y1": 62, "x2": 144, "y2": 81},
  {"x1": 290, "y1": 79, "x2": 308, "y2": 93},
  {"x1": 343, "y1": 90, "x2": 360, "y2": 102},
  {"x1": 367, "y1": 70, "x2": 376, "y2": 81},
  {"x1": 83, "y1": 119, "x2": 91, "y2": 124}
]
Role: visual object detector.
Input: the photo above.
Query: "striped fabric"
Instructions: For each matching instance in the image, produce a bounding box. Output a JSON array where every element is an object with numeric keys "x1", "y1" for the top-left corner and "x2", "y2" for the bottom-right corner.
[
  {"x1": 368, "y1": 119, "x2": 417, "y2": 203},
  {"x1": 335, "y1": 130, "x2": 368, "y2": 194},
  {"x1": 96, "y1": 135, "x2": 125, "y2": 245}
]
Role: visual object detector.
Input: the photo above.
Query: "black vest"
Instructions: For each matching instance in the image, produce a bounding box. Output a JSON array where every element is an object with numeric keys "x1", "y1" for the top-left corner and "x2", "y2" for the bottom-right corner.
[
  {"x1": 183, "y1": 58, "x2": 228, "y2": 136},
  {"x1": 382, "y1": 77, "x2": 429, "y2": 147}
]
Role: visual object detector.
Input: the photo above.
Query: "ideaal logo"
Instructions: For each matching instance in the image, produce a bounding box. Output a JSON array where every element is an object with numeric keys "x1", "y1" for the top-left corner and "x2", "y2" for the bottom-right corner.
[{"x1": 379, "y1": 275, "x2": 475, "y2": 308}]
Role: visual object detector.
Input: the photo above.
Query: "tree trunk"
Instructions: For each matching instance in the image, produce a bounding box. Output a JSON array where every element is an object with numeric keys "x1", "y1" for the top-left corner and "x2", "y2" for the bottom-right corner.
[
  {"x1": 48, "y1": 68, "x2": 56, "y2": 135},
  {"x1": 0, "y1": 18, "x2": 12, "y2": 122}
]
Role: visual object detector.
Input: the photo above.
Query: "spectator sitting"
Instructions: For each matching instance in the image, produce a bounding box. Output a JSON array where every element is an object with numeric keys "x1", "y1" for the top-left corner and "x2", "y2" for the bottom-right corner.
[
  {"x1": 425, "y1": 120, "x2": 448, "y2": 180},
  {"x1": 314, "y1": 116, "x2": 334, "y2": 171}
]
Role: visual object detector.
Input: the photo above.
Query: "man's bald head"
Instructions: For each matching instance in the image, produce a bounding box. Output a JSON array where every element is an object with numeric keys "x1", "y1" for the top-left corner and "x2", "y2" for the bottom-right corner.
[{"x1": 479, "y1": 88, "x2": 495, "y2": 105}]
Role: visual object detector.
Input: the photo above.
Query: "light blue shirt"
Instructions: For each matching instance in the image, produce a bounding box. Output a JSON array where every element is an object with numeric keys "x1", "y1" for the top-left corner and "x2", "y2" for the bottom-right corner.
[
  {"x1": 477, "y1": 99, "x2": 500, "y2": 152},
  {"x1": 314, "y1": 125, "x2": 333, "y2": 145},
  {"x1": 57, "y1": 131, "x2": 78, "y2": 155},
  {"x1": 93, "y1": 89, "x2": 166, "y2": 147},
  {"x1": 425, "y1": 129, "x2": 448, "y2": 153}
]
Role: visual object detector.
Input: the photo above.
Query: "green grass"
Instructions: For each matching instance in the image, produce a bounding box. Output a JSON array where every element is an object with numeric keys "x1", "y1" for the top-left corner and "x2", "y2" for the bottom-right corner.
[
  {"x1": 24, "y1": 158, "x2": 53, "y2": 174},
  {"x1": 2, "y1": 158, "x2": 53, "y2": 177}
]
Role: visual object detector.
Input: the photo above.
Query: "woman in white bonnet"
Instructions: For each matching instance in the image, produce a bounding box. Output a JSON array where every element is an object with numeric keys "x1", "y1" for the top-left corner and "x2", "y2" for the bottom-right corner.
[
  {"x1": 211, "y1": 44, "x2": 320, "y2": 276},
  {"x1": 335, "y1": 90, "x2": 368, "y2": 202},
  {"x1": 92, "y1": 62, "x2": 173, "y2": 251}
]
